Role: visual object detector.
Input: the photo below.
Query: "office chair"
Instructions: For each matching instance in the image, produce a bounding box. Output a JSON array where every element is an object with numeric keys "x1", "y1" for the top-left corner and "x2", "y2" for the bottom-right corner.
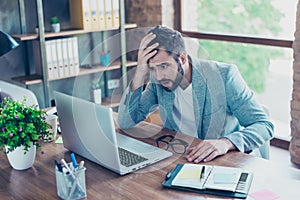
[{"x1": 0, "y1": 80, "x2": 39, "y2": 107}]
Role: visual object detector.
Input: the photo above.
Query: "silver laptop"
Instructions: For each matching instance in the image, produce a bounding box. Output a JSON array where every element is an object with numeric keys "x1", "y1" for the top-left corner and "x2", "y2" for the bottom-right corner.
[{"x1": 54, "y1": 91, "x2": 172, "y2": 175}]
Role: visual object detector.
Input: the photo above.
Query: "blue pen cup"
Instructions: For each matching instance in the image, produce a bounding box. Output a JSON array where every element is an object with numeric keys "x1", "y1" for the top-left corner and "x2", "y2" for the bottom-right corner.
[
  {"x1": 55, "y1": 163, "x2": 87, "y2": 200},
  {"x1": 100, "y1": 53, "x2": 110, "y2": 66}
]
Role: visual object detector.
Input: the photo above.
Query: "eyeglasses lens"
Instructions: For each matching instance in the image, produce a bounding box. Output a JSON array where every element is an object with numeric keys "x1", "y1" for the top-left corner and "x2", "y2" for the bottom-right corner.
[
  {"x1": 171, "y1": 143, "x2": 186, "y2": 154},
  {"x1": 157, "y1": 140, "x2": 169, "y2": 150}
]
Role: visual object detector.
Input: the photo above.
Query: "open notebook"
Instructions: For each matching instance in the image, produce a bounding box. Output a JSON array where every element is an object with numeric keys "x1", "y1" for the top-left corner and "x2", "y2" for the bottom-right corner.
[{"x1": 162, "y1": 163, "x2": 253, "y2": 199}]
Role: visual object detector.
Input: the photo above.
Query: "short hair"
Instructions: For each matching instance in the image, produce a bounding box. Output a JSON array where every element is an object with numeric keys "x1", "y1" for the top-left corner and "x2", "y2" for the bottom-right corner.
[{"x1": 147, "y1": 25, "x2": 186, "y2": 57}]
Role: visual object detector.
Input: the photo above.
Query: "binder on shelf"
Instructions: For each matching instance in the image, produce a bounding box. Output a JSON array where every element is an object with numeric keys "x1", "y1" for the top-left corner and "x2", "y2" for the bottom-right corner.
[
  {"x1": 112, "y1": 0, "x2": 120, "y2": 28},
  {"x1": 104, "y1": 0, "x2": 113, "y2": 29},
  {"x1": 45, "y1": 40, "x2": 54, "y2": 79},
  {"x1": 61, "y1": 38, "x2": 70, "y2": 77},
  {"x1": 55, "y1": 39, "x2": 64, "y2": 78},
  {"x1": 72, "y1": 37, "x2": 80, "y2": 74},
  {"x1": 163, "y1": 164, "x2": 253, "y2": 199},
  {"x1": 69, "y1": 0, "x2": 92, "y2": 30},
  {"x1": 33, "y1": 40, "x2": 54, "y2": 79},
  {"x1": 97, "y1": 0, "x2": 106, "y2": 29},
  {"x1": 90, "y1": 0, "x2": 100, "y2": 30},
  {"x1": 50, "y1": 40, "x2": 59, "y2": 78},
  {"x1": 67, "y1": 37, "x2": 75, "y2": 75}
]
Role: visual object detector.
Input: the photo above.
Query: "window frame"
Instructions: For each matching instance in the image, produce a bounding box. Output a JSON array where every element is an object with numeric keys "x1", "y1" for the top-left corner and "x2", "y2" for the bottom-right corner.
[
  {"x1": 176, "y1": 0, "x2": 293, "y2": 48},
  {"x1": 175, "y1": 0, "x2": 293, "y2": 148}
]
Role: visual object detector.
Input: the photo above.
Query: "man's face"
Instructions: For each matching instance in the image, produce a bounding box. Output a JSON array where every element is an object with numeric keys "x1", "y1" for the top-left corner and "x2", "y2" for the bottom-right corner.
[{"x1": 148, "y1": 50, "x2": 183, "y2": 91}]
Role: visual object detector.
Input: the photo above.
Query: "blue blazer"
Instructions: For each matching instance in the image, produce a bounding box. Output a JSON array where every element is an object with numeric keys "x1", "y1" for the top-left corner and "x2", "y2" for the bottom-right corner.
[{"x1": 118, "y1": 57, "x2": 274, "y2": 157}]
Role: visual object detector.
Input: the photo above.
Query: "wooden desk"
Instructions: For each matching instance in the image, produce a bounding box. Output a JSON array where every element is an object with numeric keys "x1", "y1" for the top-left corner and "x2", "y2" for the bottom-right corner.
[{"x1": 1, "y1": 121, "x2": 300, "y2": 199}]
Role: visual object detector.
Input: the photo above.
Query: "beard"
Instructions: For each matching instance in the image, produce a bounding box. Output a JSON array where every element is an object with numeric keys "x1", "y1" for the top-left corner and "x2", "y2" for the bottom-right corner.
[{"x1": 159, "y1": 61, "x2": 184, "y2": 91}]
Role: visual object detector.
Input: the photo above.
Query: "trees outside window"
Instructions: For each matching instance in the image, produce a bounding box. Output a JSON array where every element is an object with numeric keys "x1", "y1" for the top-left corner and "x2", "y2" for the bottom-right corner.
[{"x1": 180, "y1": 0, "x2": 297, "y2": 139}]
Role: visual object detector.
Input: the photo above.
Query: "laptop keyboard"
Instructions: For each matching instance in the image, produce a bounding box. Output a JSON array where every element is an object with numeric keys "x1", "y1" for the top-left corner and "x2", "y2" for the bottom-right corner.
[{"x1": 118, "y1": 147, "x2": 148, "y2": 167}]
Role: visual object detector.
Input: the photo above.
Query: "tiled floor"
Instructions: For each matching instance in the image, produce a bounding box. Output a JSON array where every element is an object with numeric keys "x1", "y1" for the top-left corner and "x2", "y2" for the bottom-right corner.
[{"x1": 269, "y1": 145, "x2": 300, "y2": 169}]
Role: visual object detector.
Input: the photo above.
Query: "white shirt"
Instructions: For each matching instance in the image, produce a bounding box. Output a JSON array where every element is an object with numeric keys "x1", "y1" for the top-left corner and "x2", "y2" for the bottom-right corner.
[{"x1": 172, "y1": 84, "x2": 197, "y2": 137}]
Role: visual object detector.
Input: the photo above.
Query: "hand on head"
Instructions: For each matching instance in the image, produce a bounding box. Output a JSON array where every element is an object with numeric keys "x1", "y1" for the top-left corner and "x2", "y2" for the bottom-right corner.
[
  {"x1": 131, "y1": 33, "x2": 159, "y2": 91},
  {"x1": 137, "y1": 32, "x2": 159, "y2": 75}
]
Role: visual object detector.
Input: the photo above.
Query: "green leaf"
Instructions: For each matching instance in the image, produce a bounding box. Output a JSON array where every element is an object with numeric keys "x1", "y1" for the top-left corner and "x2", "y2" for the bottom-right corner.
[{"x1": 0, "y1": 97, "x2": 50, "y2": 154}]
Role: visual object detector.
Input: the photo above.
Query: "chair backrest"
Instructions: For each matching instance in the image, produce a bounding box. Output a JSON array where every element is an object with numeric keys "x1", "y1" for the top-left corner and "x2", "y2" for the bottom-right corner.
[{"x1": 0, "y1": 80, "x2": 39, "y2": 107}]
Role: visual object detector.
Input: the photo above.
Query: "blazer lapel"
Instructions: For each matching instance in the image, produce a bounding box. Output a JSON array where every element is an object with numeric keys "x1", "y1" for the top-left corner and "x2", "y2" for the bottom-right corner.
[{"x1": 191, "y1": 60, "x2": 207, "y2": 139}]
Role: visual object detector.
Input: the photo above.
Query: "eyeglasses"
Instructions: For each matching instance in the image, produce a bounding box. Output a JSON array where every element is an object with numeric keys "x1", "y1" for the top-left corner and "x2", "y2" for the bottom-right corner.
[{"x1": 155, "y1": 134, "x2": 188, "y2": 154}]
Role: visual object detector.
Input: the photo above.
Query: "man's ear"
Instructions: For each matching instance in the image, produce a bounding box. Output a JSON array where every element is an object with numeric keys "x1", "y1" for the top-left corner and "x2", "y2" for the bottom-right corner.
[{"x1": 179, "y1": 52, "x2": 188, "y2": 65}]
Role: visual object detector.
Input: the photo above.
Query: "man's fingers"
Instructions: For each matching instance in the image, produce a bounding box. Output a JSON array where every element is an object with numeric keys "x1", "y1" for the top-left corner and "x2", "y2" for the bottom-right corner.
[
  {"x1": 188, "y1": 147, "x2": 218, "y2": 163},
  {"x1": 187, "y1": 143, "x2": 207, "y2": 162},
  {"x1": 186, "y1": 140, "x2": 222, "y2": 163},
  {"x1": 139, "y1": 33, "x2": 156, "y2": 50},
  {"x1": 143, "y1": 49, "x2": 157, "y2": 61},
  {"x1": 203, "y1": 151, "x2": 219, "y2": 163},
  {"x1": 139, "y1": 42, "x2": 159, "y2": 58}
]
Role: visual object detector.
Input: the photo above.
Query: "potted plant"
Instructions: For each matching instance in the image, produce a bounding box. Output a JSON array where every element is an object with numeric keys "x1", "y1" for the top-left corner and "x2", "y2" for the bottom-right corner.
[
  {"x1": 51, "y1": 16, "x2": 60, "y2": 33},
  {"x1": 0, "y1": 97, "x2": 52, "y2": 170},
  {"x1": 97, "y1": 50, "x2": 111, "y2": 67}
]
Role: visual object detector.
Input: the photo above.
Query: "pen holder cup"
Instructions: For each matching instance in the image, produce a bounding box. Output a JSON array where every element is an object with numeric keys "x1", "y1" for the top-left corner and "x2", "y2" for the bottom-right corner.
[
  {"x1": 100, "y1": 53, "x2": 110, "y2": 67},
  {"x1": 55, "y1": 165, "x2": 87, "y2": 200}
]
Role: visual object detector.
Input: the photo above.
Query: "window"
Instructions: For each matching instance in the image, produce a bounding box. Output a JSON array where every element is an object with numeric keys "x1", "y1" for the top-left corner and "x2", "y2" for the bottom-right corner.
[{"x1": 179, "y1": 0, "x2": 297, "y2": 140}]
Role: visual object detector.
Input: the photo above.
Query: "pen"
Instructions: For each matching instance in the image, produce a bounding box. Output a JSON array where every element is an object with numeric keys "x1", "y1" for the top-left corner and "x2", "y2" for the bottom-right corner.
[
  {"x1": 55, "y1": 160, "x2": 63, "y2": 172},
  {"x1": 62, "y1": 167, "x2": 69, "y2": 174},
  {"x1": 78, "y1": 161, "x2": 84, "y2": 170},
  {"x1": 61, "y1": 159, "x2": 75, "y2": 177},
  {"x1": 70, "y1": 152, "x2": 79, "y2": 168},
  {"x1": 61, "y1": 159, "x2": 85, "y2": 194},
  {"x1": 68, "y1": 163, "x2": 84, "y2": 199},
  {"x1": 166, "y1": 171, "x2": 172, "y2": 180},
  {"x1": 67, "y1": 160, "x2": 85, "y2": 199},
  {"x1": 200, "y1": 166, "x2": 205, "y2": 180}
]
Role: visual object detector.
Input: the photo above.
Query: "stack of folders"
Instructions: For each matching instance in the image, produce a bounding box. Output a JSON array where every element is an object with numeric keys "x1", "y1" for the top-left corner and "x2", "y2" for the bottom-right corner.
[
  {"x1": 162, "y1": 164, "x2": 253, "y2": 199},
  {"x1": 35, "y1": 37, "x2": 80, "y2": 80},
  {"x1": 69, "y1": 0, "x2": 120, "y2": 31}
]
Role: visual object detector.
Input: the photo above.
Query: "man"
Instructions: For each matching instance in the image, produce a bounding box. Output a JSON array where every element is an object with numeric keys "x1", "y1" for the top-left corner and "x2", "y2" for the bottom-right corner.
[{"x1": 118, "y1": 25, "x2": 274, "y2": 163}]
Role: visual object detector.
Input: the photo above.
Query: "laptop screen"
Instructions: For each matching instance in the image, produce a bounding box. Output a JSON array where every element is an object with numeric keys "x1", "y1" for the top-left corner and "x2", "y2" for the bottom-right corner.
[{"x1": 54, "y1": 91, "x2": 120, "y2": 171}]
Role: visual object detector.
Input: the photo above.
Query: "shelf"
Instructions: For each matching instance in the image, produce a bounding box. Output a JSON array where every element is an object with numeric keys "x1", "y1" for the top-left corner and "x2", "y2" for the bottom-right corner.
[
  {"x1": 11, "y1": 74, "x2": 43, "y2": 85},
  {"x1": 49, "y1": 60, "x2": 137, "y2": 81},
  {"x1": 12, "y1": 24, "x2": 138, "y2": 41},
  {"x1": 11, "y1": 61, "x2": 137, "y2": 85},
  {"x1": 124, "y1": 23, "x2": 138, "y2": 29},
  {"x1": 43, "y1": 95, "x2": 121, "y2": 112}
]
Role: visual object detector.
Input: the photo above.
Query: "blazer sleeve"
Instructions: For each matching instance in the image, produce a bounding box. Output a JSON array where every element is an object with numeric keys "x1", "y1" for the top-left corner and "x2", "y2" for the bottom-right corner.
[
  {"x1": 222, "y1": 65, "x2": 274, "y2": 153},
  {"x1": 118, "y1": 81, "x2": 159, "y2": 129}
]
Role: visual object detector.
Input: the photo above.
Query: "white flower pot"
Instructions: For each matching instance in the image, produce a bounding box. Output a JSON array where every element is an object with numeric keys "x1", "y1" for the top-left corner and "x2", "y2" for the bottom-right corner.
[
  {"x1": 6, "y1": 145, "x2": 36, "y2": 170},
  {"x1": 51, "y1": 23, "x2": 60, "y2": 33},
  {"x1": 92, "y1": 88, "x2": 102, "y2": 104}
]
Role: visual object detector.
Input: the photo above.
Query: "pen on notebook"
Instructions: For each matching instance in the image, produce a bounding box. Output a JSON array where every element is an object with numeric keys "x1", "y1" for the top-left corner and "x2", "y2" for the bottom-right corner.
[{"x1": 200, "y1": 166, "x2": 205, "y2": 180}]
